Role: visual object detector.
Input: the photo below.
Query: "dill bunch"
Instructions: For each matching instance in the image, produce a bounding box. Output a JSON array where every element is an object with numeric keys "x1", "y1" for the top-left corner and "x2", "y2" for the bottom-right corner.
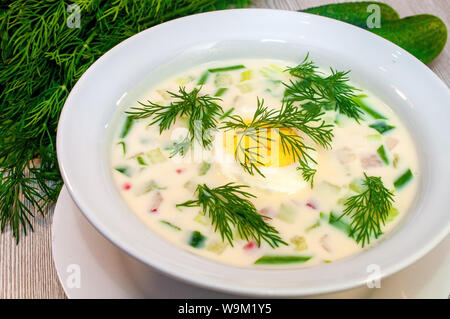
[
  {"x1": 0, "y1": 0, "x2": 249, "y2": 242},
  {"x1": 340, "y1": 173, "x2": 395, "y2": 247},
  {"x1": 177, "y1": 183, "x2": 287, "y2": 248},
  {"x1": 127, "y1": 86, "x2": 223, "y2": 155}
]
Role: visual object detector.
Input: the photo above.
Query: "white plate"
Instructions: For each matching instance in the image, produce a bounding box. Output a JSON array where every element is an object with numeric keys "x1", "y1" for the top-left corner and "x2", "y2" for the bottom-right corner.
[
  {"x1": 57, "y1": 9, "x2": 450, "y2": 296},
  {"x1": 52, "y1": 187, "x2": 449, "y2": 299}
]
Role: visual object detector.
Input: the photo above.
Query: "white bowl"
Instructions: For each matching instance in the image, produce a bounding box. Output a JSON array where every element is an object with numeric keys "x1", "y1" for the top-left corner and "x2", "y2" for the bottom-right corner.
[{"x1": 57, "y1": 9, "x2": 450, "y2": 297}]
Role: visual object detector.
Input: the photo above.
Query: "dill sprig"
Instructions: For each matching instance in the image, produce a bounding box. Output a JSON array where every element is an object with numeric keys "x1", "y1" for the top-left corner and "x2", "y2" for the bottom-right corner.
[
  {"x1": 284, "y1": 54, "x2": 363, "y2": 121},
  {"x1": 177, "y1": 183, "x2": 287, "y2": 248},
  {"x1": 221, "y1": 98, "x2": 333, "y2": 184},
  {"x1": 0, "y1": 0, "x2": 249, "y2": 242},
  {"x1": 127, "y1": 87, "x2": 223, "y2": 153},
  {"x1": 340, "y1": 173, "x2": 394, "y2": 247}
]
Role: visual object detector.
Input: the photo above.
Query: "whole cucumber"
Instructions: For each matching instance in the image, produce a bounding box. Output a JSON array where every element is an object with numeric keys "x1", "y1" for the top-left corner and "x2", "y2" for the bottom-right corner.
[
  {"x1": 372, "y1": 14, "x2": 447, "y2": 64},
  {"x1": 301, "y1": 3, "x2": 447, "y2": 64},
  {"x1": 301, "y1": 1, "x2": 400, "y2": 28}
]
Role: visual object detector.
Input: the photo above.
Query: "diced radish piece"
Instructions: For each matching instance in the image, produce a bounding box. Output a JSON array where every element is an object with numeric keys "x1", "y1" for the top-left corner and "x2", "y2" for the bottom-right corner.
[
  {"x1": 150, "y1": 192, "x2": 163, "y2": 213},
  {"x1": 361, "y1": 154, "x2": 383, "y2": 169},
  {"x1": 336, "y1": 147, "x2": 356, "y2": 164},
  {"x1": 122, "y1": 183, "x2": 131, "y2": 190},
  {"x1": 243, "y1": 242, "x2": 256, "y2": 250},
  {"x1": 306, "y1": 201, "x2": 318, "y2": 210},
  {"x1": 176, "y1": 168, "x2": 184, "y2": 174},
  {"x1": 386, "y1": 137, "x2": 399, "y2": 151}
]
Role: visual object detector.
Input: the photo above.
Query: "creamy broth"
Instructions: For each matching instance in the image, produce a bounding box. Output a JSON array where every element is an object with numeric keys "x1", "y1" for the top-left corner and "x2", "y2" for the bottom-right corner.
[{"x1": 109, "y1": 59, "x2": 419, "y2": 267}]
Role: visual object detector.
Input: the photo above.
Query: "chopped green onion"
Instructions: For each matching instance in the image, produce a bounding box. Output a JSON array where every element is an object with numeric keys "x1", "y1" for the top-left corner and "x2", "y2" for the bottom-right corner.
[
  {"x1": 353, "y1": 96, "x2": 387, "y2": 120},
  {"x1": 197, "y1": 71, "x2": 209, "y2": 85},
  {"x1": 117, "y1": 141, "x2": 126, "y2": 155},
  {"x1": 135, "y1": 180, "x2": 166, "y2": 195},
  {"x1": 120, "y1": 116, "x2": 134, "y2": 138},
  {"x1": 199, "y1": 161, "x2": 211, "y2": 176},
  {"x1": 114, "y1": 166, "x2": 131, "y2": 177},
  {"x1": 254, "y1": 255, "x2": 312, "y2": 265},
  {"x1": 136, "y1": 155, "x2": 147, "y2": 166},
  {"x1": 377, "y1": 145, "x2": 389, "y2": 165},
  {"x1": 208, "y1": 65, "x2": 245, "y2": 73},
  {"x1": 369, "y1": 121, "x2": 395, "y2": 134},
  {"x1": 189, "y1": 231, "x2": 206, "y2": 248},
  {"x1": 160, "y1": 220, "x2": 181, "y2": 231},
  {"x1": 219, "y1": 107, "x2": 234, "y2": 120},
  {"x1": 214, "y1": 87, "x2": 228, "y2": 97},
  {"x1": 394, "y1": 169, "x2": 413, "y2": 189}
]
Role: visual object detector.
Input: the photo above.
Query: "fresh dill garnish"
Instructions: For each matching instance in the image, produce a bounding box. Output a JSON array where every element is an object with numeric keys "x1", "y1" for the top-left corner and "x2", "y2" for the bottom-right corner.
[
  {"x1": 177, "y1": 183, "x2": 287, "y2": 248},
  {"x1": 0, "y1": 0, "x2": 249, "y2": 242},
  {"x1": 340, "y1": 173, "x2": 394, "y2": 247},
  {"x1": 221, "y1": 98, "x2": 333, "y2": 185},
  {"x1": 284, "y1": 54, "x2": 363, "y2": 121},
  {"x1": 127, "y1": 87, "x2": 223, "y2": 155}
]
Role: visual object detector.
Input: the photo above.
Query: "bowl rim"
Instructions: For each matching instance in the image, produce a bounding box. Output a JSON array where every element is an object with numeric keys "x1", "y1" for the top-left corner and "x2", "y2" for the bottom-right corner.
[{"x1": 57, "y1": 8, "x2": 450, "y2": 297}]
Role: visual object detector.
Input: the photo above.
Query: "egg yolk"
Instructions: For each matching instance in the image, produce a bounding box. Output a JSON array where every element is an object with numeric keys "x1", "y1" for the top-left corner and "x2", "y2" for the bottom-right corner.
[{"x1": 223, "y1": 126, "x2": 298, "y2": 167}]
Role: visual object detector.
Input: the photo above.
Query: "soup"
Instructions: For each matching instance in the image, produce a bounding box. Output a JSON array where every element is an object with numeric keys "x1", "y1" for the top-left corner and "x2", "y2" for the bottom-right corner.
[{"x1": 109, "y1": 57, "x2": 419, "y2": 267}]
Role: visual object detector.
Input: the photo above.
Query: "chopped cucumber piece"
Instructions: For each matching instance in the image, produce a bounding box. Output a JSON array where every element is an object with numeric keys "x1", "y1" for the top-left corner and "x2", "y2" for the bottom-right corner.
[
  {"x1": 240, "y1": 70, "x2": 253, "y2": 82},
  {"x1": 160, "y1": 220, "x2": 181, "y2": 231},
  {"x1": 176, "y1": 75, "x2": 194, "y2": 85},
  {"x1": 183, "y1": 180, "x2": 197, "y2": 192},
  {"x1": 236, "y1": 83, "x2": 253, "y2": 93},
  {"x1": 120, "y1": 116, "x2": 134, "y2": 138},
  {"x1": 135, "y1": 180, "x2": 166, "y2": 195},
  {"x1": 349, "y1": 178, "x2": 366, "y2": 193},
  {"x1": 366, "y1": 134, "x2": 382, "y2": 142},
  {"x1": 394, "y1": 169, "x2": 413, "y2": 189},
  {"x1": 386, "y1": 207, "x2": 399, "y2": 222},
  {"x1": 115, "y1": 166, "x2": 131, "y2": 177},
  {"x1": 377, "y1": 145, "x2": 389, "y2": 165},
  {"x1": 206, "y1": 241, "x2": 227, "y2": 254},
  {"x1": 199, "y1": 161, "x2": 211, "y2": 176},
  {"x1": 254, "y1": 255, "x2": 312, "y2": 265},
  {"x1": 290, "y1": 236, "x2": 308, "y2": 251},
  {"x1": 277, "y1": 203, "x2": 296, "y2": 223},
  {"x1": 147, "y1": 148, "x2": 166, "y2": 164},
  {"x1": 189, "y1": 231, "x2": 206, "y2": 248},
  {"x1": 214, "y1": 87, "x2": 228, "y2": 97},
  {"x1": 194, "y1": 212, "x2": 209, "y2": 226},
  {"x1": 370, "y1": 121, "x2": 395, "y2": 134},
  {"x1": 320, "y1": 212, "x2": 353, "y2": 237},
  {"x1": 208, "y1": 65, "x2": 245, "y2": 73},
  {"x1": 214, "y1": 73, "x2": 233, "y2": 87}
]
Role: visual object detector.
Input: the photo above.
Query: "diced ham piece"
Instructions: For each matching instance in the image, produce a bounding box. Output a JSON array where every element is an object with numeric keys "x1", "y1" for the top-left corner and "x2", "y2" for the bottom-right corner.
[
  {"x1": 336, "y1": 147, "x2": 356, "y2": 164},
  {"x1": 320, "y1": 234, "x2": 332, "y2": 253},
  {"x1": 386, "y1": 137, "x2": 399, "y2": 151},
  {"x1": 361, "y1": 154, "x2": 383, "y2": 169},
  {"x1": 150, "y1": 192, "x2": 163, "y2": 213}
]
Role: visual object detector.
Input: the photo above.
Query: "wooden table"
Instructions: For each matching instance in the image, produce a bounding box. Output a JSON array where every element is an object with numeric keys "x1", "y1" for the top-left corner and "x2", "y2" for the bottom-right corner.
[{"x1": 1, "y1": 0, "x2": 449, "y2": 299}]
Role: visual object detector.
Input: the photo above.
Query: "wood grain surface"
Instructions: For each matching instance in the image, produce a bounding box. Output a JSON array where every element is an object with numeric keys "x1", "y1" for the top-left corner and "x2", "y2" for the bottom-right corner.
[{"x1": 1, "y1": 0, "x2": 449, "y2": 299}]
